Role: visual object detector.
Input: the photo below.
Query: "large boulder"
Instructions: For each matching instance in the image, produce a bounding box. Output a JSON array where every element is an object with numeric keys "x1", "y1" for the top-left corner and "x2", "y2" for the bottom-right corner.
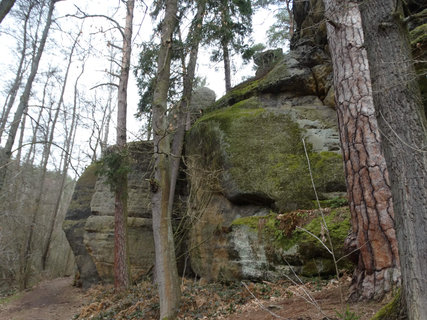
[
  {"x1": 185, "y1": 80, "x2": 346, "y2": 280},
  {"x1": 64, "y1": 141, "x2": 158, "y2": 286}
]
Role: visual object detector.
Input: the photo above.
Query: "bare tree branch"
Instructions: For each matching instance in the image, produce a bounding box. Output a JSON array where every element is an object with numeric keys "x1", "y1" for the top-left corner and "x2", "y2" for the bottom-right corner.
[
  {"x1": 90, "y1": 82, "x2": 119, "y2": 90},
  {"x1": 66, "y1": 5, "x2": 125, "y2": 39}
]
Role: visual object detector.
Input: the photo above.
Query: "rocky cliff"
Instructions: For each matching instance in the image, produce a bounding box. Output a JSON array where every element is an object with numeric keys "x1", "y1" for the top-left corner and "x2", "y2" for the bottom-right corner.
[
  {"x1": 64, "y1": 45, "x2": 352, "y2": 287},
  {"x1": 62, "y1": 0, "x2": 353, "y2": 288}
]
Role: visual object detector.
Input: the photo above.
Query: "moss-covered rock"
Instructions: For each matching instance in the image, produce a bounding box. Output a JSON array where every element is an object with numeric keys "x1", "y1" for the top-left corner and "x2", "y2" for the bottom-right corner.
[
  {"x1": 189, "y1": 206, "x2": 353, "y2": 281},
  {"x1": 371, "y1": 289, "x2": 407, "y2": 320},
  {"x1": 186, "y1": 77, "x2": 346, "y2": 281},
  {"x1": 187, "y1": 102, "x2": 344, "y2": 212},
  {"x1": 232, "y1": 207, "x2": 353, "y2": 278},
  {"x1": 208, "y1": 54, "x2": 320, "y2": 111}
]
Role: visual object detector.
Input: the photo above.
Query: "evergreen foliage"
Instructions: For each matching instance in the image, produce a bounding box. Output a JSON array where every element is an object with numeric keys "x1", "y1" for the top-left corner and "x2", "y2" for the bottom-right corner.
[{"x1": 96, "y1": 147, "x2": 130, "y2": 193}]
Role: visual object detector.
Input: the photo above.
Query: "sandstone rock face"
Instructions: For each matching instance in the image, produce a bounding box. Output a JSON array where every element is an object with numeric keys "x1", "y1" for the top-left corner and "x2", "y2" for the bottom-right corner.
[
  {"x1": 63, "y1": 164, "x2": 101, "y2": 288},
  {"x1": 84, "y1": 216, "x2": 154, "y2": 281},
  {"x1": 65, "y1": 2, "x2": 353, "y2": 284},
  {"x1": 185, "y1": 55, "x2": 347, "y2": 279},
  {"x1": 64, "y1": 142, "x2": 156, "y2": 286}
]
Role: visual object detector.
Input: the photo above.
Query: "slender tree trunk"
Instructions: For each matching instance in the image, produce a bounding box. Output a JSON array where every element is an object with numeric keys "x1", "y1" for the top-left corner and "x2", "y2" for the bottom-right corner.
[
  {"x1": 0, "y1": 0, "x2": 15, "y2": 24},
  {"x1": 222, "y1": 41, "x2": 231, "y2": 92},
  {"x1": 24, "y1": 69, "x2": 53, "y2": 166},
  {"x1": 169, "y1": 0, "x2": 206, "y2": 217},
  {"x1": 15, "y1": 111, "x2": 26, "y2": 165},
  {"x1": 323, "y1": 0, "x2": 400, "y2": 300},
  {"x1": 0, "y1": 0, "x2": 55, "y2": 191},
  {"x1": 359, "y1": 1, "x2": 427, "y2": 318},
  {"x1": 151, "y1": 0, "x2": 180, "y2": 318},
  {"x1": 41, "y1": 52, "x2": 84, "y2": 270},
  {"x1": 113, "y1": 0, "x2": 134, "y2": 291},
  {"x1": 21, "y1": 93, "x2": 61, "y2": 289},
  {"x1": 25, "y1": 71, "x2": 53, "y2": 166},
  {"x1": 22, "y1": 24, "x2": 76, "y2": 283},
  {"x1": 0, "y1": 3, "x2": 32, "y2": 143}
]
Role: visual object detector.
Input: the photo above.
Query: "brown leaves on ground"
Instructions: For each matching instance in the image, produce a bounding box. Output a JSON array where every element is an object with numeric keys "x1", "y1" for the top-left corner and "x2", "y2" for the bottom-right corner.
[{"x1": 74, "y1": 275, "x2": 389, "y2": 320}]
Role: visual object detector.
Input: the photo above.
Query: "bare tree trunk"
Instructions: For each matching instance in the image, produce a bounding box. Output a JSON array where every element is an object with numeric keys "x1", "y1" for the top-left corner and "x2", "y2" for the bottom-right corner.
[
  {"x1": 0, "y1": 3, "x2": 32, "y2": 143},
  {"x1": 323, "y1": 0, "x2": 400, "y2": 300},
  {"x1": 0, "y1": 0, "x2": 15, "y2": 23},
  {"x1": 22, "y1": 23, "x2": 76, "y2": 284},
  {"x1": 222, "y1": 41, "x2": 232, "y2": 93},
  {"x1": 113, "y1": 0, "x2": 134, "y2": 291},
  {"x1": 41, "y1": 49, "x2": 84, "y2": 270},
  {"x1": 14, "y1": 111, "x2": 26, "y2": 165},
  {"x1": 21, "y1": 96, "x2": 60, "y2": 289},
  {"x1": 0, "y1": 0, "x2": 55, "y2": 191},
  {"x1": 359, "y1": 1, "x2": 427, "y2": 318},
  {"x1": 24, "y1": 69, "x2": 53, "y2": 166},
  {"x1": 102, "y1": 46, "x2": 117, "y2": 152},
  {"x1": 151, "y1": 0, "x2": 180, "y2": 318},
  {"x1": 169, "y1": 0, "x2": 206, "y2": 216}
]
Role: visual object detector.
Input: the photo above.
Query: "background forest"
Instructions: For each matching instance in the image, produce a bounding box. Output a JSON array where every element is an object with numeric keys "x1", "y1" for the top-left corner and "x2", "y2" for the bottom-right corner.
[{"x1": 0, "y1": 0, "x2": 426, "y2": 320}]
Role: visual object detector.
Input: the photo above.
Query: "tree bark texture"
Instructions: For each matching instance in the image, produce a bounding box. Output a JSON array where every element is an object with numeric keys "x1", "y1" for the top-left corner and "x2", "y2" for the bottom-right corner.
[
  {"x1": 151, "y1": 0, "x2": 180, "y2": 318},
  {"x1": 359, "y1": 1, "x2": 427, "y2": 318},
  {"x1": 114, "y1": 0, "x2": 134, "y2": 291},
  {"x1": 324, "y1": 0, "x2": 400, "y2": 300},
  {"x1": 0, "y1": 0, "x2": 54, "y2": 191}
]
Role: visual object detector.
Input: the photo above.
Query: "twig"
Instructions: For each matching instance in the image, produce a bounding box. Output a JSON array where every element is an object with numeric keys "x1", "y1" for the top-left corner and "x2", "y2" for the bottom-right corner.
[
  {"x1": 302, "y1": 138, "x2": 343, "y2": 307},
  {"x1": 296, "y1": 226, "x2": 333, "y2": 255}
]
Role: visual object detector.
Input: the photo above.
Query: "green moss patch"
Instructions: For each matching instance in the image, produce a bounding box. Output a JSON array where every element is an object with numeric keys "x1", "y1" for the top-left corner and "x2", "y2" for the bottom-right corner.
[
  {"x1": 371, "y1": 289, "x2": 406, "y2": 320},
  {"x1": 188, "y1": 102, "x2": 344, "y2": 212},
  {"x1": 231, "y1": 207, "x2": 353, "y2": 277}
]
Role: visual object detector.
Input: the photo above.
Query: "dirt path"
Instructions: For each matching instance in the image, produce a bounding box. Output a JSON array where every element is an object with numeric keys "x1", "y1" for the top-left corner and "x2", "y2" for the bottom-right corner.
[{"x1": 0, "y1": 277, "x2": 85, "y2": 320}]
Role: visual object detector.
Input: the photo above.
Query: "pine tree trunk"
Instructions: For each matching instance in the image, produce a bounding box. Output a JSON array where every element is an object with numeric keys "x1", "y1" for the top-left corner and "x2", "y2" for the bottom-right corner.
[
  {"x1": 323, "y1": 0, "x2": 400, "y2": 300},
  {"x1": 359, "y1": 1, "x2": 427, "y2": 318},
  {"x1": 151, "y1": 0, "x2": 180, "y2": 318},
  {"x1": 113, "y1": 0, "x2": 134, "y2": 291},
  {"x1": 0, "y1": 0, "x2": 54, "y2": 191}
]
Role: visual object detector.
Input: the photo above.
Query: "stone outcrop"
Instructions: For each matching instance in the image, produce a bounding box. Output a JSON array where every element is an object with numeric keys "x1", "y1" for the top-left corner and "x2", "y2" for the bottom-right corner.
[
  {"x1": 64, "y1": 89, "x2": 215, "y2": 287},
  {"x1": 63, "y1": 163, "x2": 102, "y2": 288},
  {"x1": 184, "y1": 51, "x2": 348, "y2": 280},
  {"x1": 64, "y1": 142, "x2": 156, "y2": 286},
  {"x1": 64, "y1": 0, "x2": 354, "y2": 287}
]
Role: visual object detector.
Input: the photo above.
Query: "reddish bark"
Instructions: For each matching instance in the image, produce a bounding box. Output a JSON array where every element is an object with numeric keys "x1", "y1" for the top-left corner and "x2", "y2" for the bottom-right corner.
[{"x1": 324, "y1": 0, "x2": 400, "y2": 300}]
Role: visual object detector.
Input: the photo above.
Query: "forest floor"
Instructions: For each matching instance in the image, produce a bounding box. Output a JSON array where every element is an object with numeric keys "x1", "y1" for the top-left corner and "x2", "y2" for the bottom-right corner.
[
  {"x1": 0, "y1": 276, "x2": 390, "y2": 320},
  {"x1": 0, "y1": 277, "x2": 85, "y2": 320}
]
